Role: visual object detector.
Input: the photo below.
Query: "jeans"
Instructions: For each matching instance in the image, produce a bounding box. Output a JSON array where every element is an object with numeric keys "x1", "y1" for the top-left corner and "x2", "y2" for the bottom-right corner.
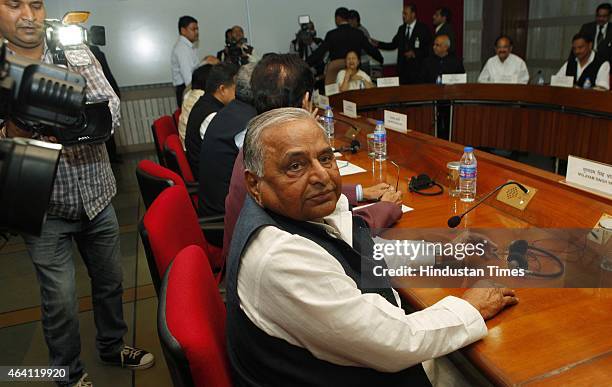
[{"x1": 22, "y1": 204, "x2": 127, "y2": 386}]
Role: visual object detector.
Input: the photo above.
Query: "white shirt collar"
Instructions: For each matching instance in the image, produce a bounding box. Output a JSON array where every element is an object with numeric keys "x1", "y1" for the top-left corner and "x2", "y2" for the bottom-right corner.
[
  {"x1": 435, "y1": 23, "x2": 444, "y2": 33},
  {"x1": 575, "y1": 50, "x2": 595, "y2": 70},
  {"x1": 406, "y1": 19, "x2": 417, "y2": 30},
  {"x1": 179, "y1": 35, "x2": 194, "y2": 48}
]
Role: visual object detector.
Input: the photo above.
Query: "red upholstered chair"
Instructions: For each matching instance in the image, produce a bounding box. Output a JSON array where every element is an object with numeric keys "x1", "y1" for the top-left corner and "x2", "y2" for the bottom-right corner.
[
  {"x1": 136, "y1": 160, "x2": 184, "y2": 210},
  {"x1": 158, "y1": 245, "x2": 231, "y2": 387},
  {"x1": 139, "y1": 185, "x2": 224, "y2": 294},
  {"x1": 152, "y1": 115, "x2": 178, "y2": 166},
  {"x1": 173, "y1": 108, "x2": 182, "y2": 128},
  {"x1": 164, "y1": 134, "x2": 196, "y2": 184}
]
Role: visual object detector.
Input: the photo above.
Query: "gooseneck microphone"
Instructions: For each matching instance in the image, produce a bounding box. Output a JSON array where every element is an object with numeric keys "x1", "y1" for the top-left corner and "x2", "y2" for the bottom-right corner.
[
  {"x1": 447, "y1": 181, "x2": 528, "y2": 228},
  {"x1": 334, "y1": 139, "x2": 361, "y2": 154}
]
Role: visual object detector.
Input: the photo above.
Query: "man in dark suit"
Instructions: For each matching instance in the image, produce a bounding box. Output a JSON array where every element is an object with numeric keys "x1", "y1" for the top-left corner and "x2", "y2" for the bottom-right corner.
[
  {"x1": 306, "y1": 7, "x2": 383, "y2": 67},
  {"x1": 578, "y1": 3, "x2": 612, "y2": 63},
  {"x1": 433, "y1": 7, "x2": 457, "y2": 56},
  {"x1": 421, "y1": 35, "x2": 464, "y2": 83},
  {"x1": 373, "y1": 4, "x2": 432, "y2": 84}
]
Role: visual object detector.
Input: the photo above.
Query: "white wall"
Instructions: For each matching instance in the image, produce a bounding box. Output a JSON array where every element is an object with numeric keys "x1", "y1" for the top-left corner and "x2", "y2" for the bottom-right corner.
[{"x1": 46, "y1": 0, "x2": 402, "y2": 87}]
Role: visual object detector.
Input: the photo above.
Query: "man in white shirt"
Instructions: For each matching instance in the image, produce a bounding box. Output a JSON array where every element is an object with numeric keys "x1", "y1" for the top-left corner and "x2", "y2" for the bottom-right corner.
[
  {"x1": 171, "y1": 16, "x2": 200, "y2": 106},
  {"x1": 226, "y1": 107, "x2": 519, "y2": 385},
  {"x1": 478, "y1": 35, "x2": 529, "y2": 84},
  {"x1": 556, "y1": 33, "x2": 610, "y2": 90}
]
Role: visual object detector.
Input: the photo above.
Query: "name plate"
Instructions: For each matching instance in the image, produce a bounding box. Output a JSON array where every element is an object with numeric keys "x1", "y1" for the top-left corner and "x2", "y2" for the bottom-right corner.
[
  {"x1": 550, "y1": 75, "x2": 574, "y2": 88},
  {"x1": 317, "y1": 94, "x2": 330, "y2": 110},
  {"x1": 324, "y1": 83, "x2": 339, "y2": 96},
  {"x1": 566, "y1": 156, "x2": 612, "y2": 196},
  {"x1": 441, "y1": 73, "x2": 467, "y2": 84},
  {"x1": 376, "y1": 77, "x2": 400, "y2": 88},
  {"x1": 342, "y1": 100, "x2": 358, "y2": 118},
  {"x1": 383, "y1": 110, "x2": 407, "y2": 134},
  {"x1": 496, "y1": 74, "x2": 519, "y2": 84}
]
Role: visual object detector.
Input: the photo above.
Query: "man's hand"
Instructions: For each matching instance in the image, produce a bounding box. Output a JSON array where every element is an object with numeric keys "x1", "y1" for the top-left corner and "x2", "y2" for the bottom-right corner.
[
  {"x1": 6, "y1": 121, "x2": 34, "y2": 139},
  {"x1": 462, "y1": 285, "x2": 518, "y2": 320},
  {"x1": 380, "y1": 190, "x2": 403, "y2": 205},
  {"x1": 203, "y1": 55, "x2": 220, "y2": 65},
  {"x1": 362, "y1": 183, "x2": 392, "y2": 201}
]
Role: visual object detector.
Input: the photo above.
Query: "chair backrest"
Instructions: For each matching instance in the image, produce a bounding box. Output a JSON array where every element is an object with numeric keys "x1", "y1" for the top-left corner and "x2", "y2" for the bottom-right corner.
[
  {"x1": 141, "y1": 185, "x2": 206, "y2": 293},
  {"x1": 164, "y1": 134, "x2": 195, "y2": 184},
  {"x1": 152, "y1": 115, "x2": 178, "y2": 165},
  {"x1": 135, "y1": 160, "x2": 185, "y2": 209},
  {"x1": 325, "y1": 58, "x2": 346, "y2": 86},
  {"x1": 158, "y1": 245, "x2": 231, "y2": 387},
  {"x1": 173, "y1": 108, "x2": 182, "y2": 128}
]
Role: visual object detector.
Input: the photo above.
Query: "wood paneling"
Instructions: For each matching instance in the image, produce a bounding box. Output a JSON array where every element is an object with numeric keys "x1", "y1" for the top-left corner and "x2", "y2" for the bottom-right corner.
[{"x1": 330, "y1": 84, "x2": 612, "y2": 164}]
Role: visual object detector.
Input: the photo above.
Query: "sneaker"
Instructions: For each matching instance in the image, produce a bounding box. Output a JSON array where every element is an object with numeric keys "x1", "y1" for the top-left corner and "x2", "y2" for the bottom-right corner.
[
  {"x1": 72, "y1": 372, "x2": 93, "y2": 387},
  {"x1": 100, "y1": 345, "x2": 155, "y2": 370}
]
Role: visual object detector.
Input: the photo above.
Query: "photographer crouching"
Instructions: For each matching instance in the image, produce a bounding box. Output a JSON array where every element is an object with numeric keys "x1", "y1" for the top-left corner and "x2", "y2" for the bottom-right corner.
[{"x1": 0, "y1": 2, "x2": 153, "y2": 386}]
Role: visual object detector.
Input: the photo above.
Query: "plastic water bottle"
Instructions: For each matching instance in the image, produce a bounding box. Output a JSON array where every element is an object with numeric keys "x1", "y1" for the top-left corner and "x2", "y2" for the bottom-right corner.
[
  {"x1": 583, "y1": 77, "x2": 592, "y2": 89},
  {"x1": 373, "y1": 120, "x2": 387, "y2": 161},
  {"x1": 436, "y1": 75, "x2": 443, "y2": 85},
  {"x1": 359, "y1": 79, "x2": 365, "y2": 89},
  {"x1": 459, "y1": 146, "x2": 477, "y2": 202},
  {"x1": 536, "y1": 70, "x2": 545, "y2": 86},
  {"x1": 323, "y1": 106, "x2": 334, "y2": 144}
]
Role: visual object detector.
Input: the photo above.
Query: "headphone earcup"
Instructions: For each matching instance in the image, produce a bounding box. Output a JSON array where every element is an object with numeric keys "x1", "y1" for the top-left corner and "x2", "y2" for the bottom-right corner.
[
  {"x1": 507, "y1": 252, "x2": 528, "y2": 270},
  {"x1": 509, "y1": 239, "x2": 528, "y2": 256}
]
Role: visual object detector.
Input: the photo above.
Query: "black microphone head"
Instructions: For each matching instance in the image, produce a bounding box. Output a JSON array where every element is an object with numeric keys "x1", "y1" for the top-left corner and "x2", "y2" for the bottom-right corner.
[
  {"x1": 350, "y1": 139, "x2": 361, "y2": 153},
  {"x1": 511, "y1": 181, "x2": 529, "y2": 193},
  {"x1": 447, "y1": 215, "x2": 462, "y2": 228}
]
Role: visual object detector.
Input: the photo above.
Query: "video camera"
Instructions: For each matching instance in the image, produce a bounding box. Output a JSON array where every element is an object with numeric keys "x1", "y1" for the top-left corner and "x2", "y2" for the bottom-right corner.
[
  {"x1": 6, "y1": 12, "x2": 112, "y2": 146},
  {"x1": 0, "y1": 11, "x2": 109, "y2": 236},
  {"x1": 226, "y1": 37, "x2": 253, "y2": 66},
  {"x1": 296, "y1": 15, "x2": 315, "y2": 43}
]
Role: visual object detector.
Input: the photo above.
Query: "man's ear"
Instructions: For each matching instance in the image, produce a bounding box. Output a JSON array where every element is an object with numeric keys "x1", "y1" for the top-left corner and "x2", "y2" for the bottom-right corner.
[
  {"x1": 244, "y1": 170, "x2": 263, "y2": 206},
  {"x1": 301, "y1": 92, "x2": 311, "y2": 111}
]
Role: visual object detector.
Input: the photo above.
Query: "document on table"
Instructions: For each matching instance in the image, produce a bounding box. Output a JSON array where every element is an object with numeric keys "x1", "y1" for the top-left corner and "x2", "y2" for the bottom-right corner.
[
  {"x1": 353, "y1": 202, "x2": 414, "y2": 213},
  {"x1": 336, "y1": 160, "x2": 366, "y2": 176}
]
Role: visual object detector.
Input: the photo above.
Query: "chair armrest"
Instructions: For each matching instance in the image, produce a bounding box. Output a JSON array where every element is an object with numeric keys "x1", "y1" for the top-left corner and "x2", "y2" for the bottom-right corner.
[
  {"x1": 199, "y1": 214, "x2": 225, "y2": 224},
  {"x1": 200, "y1": 222, "x2": 225, "y2": 231},
  {"x1": 185, "y1": 181, "x2": 199, "y2": 195}
]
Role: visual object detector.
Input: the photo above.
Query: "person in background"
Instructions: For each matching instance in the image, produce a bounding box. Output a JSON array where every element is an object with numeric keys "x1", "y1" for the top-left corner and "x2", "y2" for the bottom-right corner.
[
  {"x1": 185, "y1": 63, "x2": 238, "y2": 177},
  {"x1": 290, "y1": 20, "x2": 325, "y2": 91},
  {"x1": 217, "y1": 28, "x2": 233, "y2": 63},
  {"x1": 348, "y1": 9, "x2": 373, "y2": 75},
  {"x1": 171, "y1": 16, "x2": 200, "y2": 107},
  {"x1": 373, "y1": 4, "x2": 431, "y2": 84},
  {"x1": 178, "y1": 64, "x2": 214, "y2": 148},
  {"x1": 433, "y1": 7, "x2": 457, "y2": 56},
  {"x1": 556, "y1": 33, "x2": 610, "y2": 90},
  {"x1": 478, "y1": 35, "x2": 529, "y2": 84},
  {"x1": 578, "y1": 3, "x2": 612, "y2": 61},
  {"x1": 336, "y1": 50, "x2": 374, "y2": 91},
  {"x1": 306, "y1": 7, "x2": 383, "y2": 85},
  {"x1": 420, "y1": 35, "x2": 464, "y2": 84}
]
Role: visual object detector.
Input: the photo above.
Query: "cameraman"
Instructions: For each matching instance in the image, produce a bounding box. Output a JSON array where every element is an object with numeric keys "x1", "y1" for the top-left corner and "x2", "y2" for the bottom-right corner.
[
  {"x1": 222, "y1": 25, "x2": 256, "y2": 66},
  {"x1": 0, "y1": 1, "x2": 153, "y2": 386},
  {"x1": 290, "y1": 20, "x2": 324, "y2": 90}
]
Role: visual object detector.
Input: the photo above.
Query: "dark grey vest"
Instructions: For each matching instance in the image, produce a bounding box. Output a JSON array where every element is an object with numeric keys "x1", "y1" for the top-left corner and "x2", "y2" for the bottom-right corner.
[{"x1": 225, "y1": 196, "x2": 430, "y2": 386}]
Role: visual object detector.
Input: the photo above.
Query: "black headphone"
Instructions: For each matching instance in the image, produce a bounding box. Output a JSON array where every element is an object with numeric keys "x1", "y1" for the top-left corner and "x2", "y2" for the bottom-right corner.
[{"x1": 506, "y1": 240, "x2": 565, "y2": 278}]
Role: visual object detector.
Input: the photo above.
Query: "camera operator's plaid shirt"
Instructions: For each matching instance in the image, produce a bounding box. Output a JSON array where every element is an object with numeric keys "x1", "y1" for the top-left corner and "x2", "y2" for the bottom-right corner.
[{"x1": 3, "y1": 42, "x2": 120, "y2": 220}]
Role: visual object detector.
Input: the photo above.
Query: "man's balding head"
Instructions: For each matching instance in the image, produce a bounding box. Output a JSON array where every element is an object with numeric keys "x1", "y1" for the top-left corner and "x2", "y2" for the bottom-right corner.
[
  {"x1": 433, "y1": 35, "x2": 451, "y2": 57},
  {"x1": 243, "y1": 108, "x2": 341, "y2": 221},
  {"x1": 250, "y1": 53, "x2": 315, "y2": 114}
]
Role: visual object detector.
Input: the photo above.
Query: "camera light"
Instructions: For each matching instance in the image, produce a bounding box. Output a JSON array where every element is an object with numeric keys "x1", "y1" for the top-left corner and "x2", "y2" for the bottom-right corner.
[{"x1": 58, "y1": 25, "x2": 85, "y2": 46}]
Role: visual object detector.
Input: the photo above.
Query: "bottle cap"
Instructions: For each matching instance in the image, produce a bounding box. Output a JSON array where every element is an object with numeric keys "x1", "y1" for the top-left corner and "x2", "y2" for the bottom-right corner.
[
  {"x1": 464, "y1": 146, "x2": 474, "y2": 152},
  {"x1": 376, "y1": 120, "x2": 383, "y2": 125},
  {"x1": 326, "y1": 105, "x2": 331, "y2": 110}
]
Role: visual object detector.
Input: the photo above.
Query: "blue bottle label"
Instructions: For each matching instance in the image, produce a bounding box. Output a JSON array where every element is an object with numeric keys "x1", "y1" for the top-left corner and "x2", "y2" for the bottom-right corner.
[{"x1": 459, "y1": 165, "x2": 477, "y2": 179}]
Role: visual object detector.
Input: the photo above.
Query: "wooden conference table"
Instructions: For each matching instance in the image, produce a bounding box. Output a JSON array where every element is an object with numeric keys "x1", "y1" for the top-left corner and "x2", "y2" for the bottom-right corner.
[
  {"x1": 330, "y1": 84, "x2": 612, "y2": 165},
  {"x1": 328, "y1": 110, "x2": 612, "y2": 386}
]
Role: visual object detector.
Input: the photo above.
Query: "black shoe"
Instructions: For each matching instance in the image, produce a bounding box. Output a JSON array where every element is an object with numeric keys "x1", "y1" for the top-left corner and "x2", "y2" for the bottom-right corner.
[{"x1": 100, "y1": 345, "x2": 155, "y2": 370}]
